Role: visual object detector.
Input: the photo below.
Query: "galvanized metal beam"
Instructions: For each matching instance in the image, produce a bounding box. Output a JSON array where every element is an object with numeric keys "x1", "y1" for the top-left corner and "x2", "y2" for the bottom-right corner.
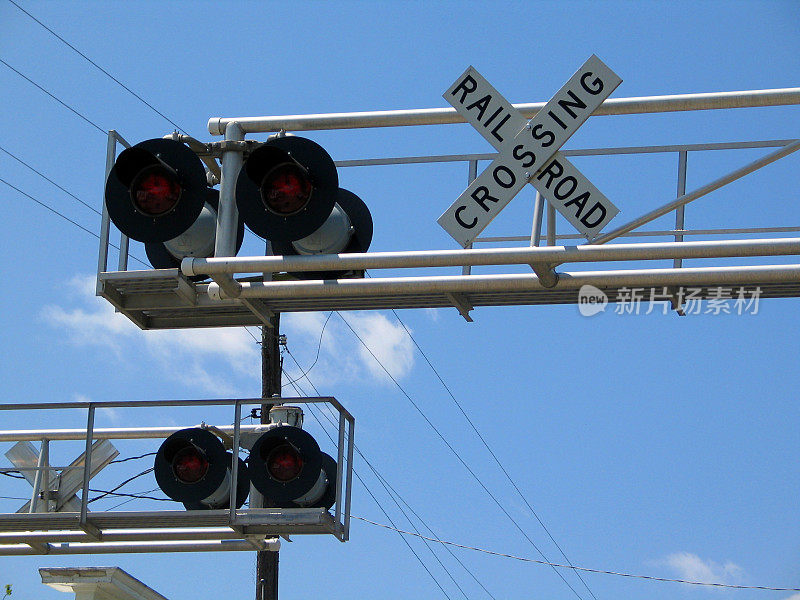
[
  {"x1": 208, "y1": 88, "x2": 800, "y2": 134},
  {"x1": 184, "y1": 238, "x2": 800, "y2": 278}
]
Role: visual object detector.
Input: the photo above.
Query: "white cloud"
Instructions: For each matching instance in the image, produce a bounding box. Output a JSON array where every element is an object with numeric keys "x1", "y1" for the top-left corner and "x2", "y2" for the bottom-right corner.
[
  {"x1": 42, "y1": 275, "x2": 260, "y2": 395},
  {"x1": 42, "y1": 276, "x2": 415, "y2": 396},
  {"x1": 659, "y1": 552, "x2": 744, "y2": 585},
  {"x1": 424, "y1": 307, "x2": 441, "y2": 322},
  {"x1": 347, "y1": 313, "x2": 414, "y2": 381},
  {"x1": 281, "y1": 311, "x2": 415, "y2": 388}
]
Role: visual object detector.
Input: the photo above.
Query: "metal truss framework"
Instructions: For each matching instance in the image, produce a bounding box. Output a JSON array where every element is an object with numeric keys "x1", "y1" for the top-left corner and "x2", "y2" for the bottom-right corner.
[
  {"x1": 95, "y1": 89, "x2": 800, "y2": 328},
  {"x1": 0, "y1": 397, "x2": 355, "y2": 555}
]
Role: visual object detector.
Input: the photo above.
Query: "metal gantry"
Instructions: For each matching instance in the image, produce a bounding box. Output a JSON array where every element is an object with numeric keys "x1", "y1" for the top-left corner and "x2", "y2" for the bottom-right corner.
[
  {"x1": 96, "y1": 89, "x2": 800, "y2": 328},
  {"x1": 0, "y1": 397, "x2": 354, "y2": 555}
]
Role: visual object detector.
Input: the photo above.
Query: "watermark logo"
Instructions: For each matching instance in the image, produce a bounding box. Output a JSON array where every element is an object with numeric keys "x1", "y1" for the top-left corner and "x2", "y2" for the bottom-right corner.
[
  {"x1": 578, "y1": 285, "x2": 608, "y2": 316},
  {"x1": 577, "y1": 286, "x2": 761, "y2": 316}
]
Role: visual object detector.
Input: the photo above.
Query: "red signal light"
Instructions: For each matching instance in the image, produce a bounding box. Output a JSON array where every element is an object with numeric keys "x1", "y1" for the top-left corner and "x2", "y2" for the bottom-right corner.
[
  {"x1": 172, "y1": 446, "x2": 209, "y2": 484},
  {"x1": 266, "y1": 443, "x2": 304, "y2": 482},
  {"x1": 260, "y1": 163, "x2": 313, "y2": 215},
  {"x1": 131, "y1": 167, "x2": 182, "y2": 216}
]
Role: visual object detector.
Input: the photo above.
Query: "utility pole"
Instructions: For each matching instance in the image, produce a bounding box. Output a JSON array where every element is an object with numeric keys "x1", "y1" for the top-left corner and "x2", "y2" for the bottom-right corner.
[{"x1": 257, "y1": 313, "x2": 281, "y2": 600}]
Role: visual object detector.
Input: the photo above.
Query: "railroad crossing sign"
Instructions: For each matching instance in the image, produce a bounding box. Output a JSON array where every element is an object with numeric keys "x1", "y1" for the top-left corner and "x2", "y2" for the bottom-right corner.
[
  {"x1": 438, "y1": 55, "x2": 622, "y2": 247},
  {"x1": 5, "y1": 439, "x2": 118, "y2": 513}
]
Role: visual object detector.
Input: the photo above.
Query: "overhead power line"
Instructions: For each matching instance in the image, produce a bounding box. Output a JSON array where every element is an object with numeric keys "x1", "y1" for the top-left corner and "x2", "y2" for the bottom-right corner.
[
  {"x1": 0, "y1": 57, "x2": 106, "y2": 134},
  {"x1": 336, "y1": 311, "x2": 586, "y2": 600},
  {"x1": 284, "y1": 311, "x2": 333, "y2": 386},
  {"x1": 88, "y1": 467, "x2": 153, "y2": 504},
  {"x1": 299, "y1": 394, "x2": 498, "y2": 599},
  {"x1": 7, "y1": 0, "x2": 187, "y2": 134},
  {"x1": 286, "y1": 346, "x2": 497, "y2": 599},
  {"x1": 0, "y1": 145, "x2": 101, "y2": 216},
  {"x1": 0, "y1": 177, "x2": 149, "y2": 268},
  {"x1": 1, "y1": 176, "x2": 103, "y2": 239},
  {"x1": 353, "y1": 517, "x2": 800, "y2": 592},
  {"x1": 387, "y1": 307, "x2": 597, "y2": 600},
  {"x1": 283, "y1": 363, "x2": 458, "y2": 600}
]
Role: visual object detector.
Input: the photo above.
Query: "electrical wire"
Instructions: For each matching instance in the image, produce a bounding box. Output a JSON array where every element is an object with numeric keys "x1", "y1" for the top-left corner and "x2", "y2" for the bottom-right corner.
[
  {"x1": 362, "y1": 268, "x2": 595, "y2": 599},
  {"x1": 0, "y1": 145, "x2": 101, "y2": 216},
  {"x1": 7, "y1": 0, "x2": 188, "y2": 134},
  {"x1": 109, "y1": 452, "x2": 156, "y2": 464},
  {"x1": 353, "y1": 516, "x2": 800, "y2": 592},
  {"x1": 106, "y1": 487, "x2": 161, "y2": 511},
  {"x1": 87, "y1": 467, "x2": 152, "y2": 504},
  {"x1": 88, "y1": 489, "x2": 170, "y2": 502},
  {"x1": 0, "y1": 57, "x2": 106, "y2": 134},
  {"x1": 244, "y1": 327, "x2": 261, "y2": 345},
  {"x1": 284, "y1": 346, "x2": 496, "y2": 600},
  {"x1": 336, "y1": 311, "x2": 586, "y2": 600},
  {"x1": 0, "y1": 177, "x2": 150, "y2": 268},
  {"x1": 1, "y1": 176, "x2": 101, "y2": 239},
  {"x1": 283, "y1": 373, "x2": 456, "y2": 600},
  {"x1": 283, "y1": 311, "x2": 333, "y2": 386},
  {"x1": 387, "y1": 307, "x2": 597, "y2": 600},
  {"x1": 291, "y1": 378, "x2": 470, "y2": 600}
]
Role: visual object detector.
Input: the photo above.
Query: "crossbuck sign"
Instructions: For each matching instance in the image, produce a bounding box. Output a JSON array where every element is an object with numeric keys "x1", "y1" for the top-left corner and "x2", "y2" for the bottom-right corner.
[{"x1": 438, "y1": 55, "x2": 622, "y2": 247}]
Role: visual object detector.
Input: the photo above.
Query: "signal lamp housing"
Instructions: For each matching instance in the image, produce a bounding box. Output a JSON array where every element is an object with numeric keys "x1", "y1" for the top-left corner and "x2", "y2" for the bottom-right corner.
[
  {"x1": 154, "y1": 428, "x2": 249, "y2": 510},
  {"x1": 143, "y1": 188, "x2": 245, "y2": 280},
  {"x1": 235, "y1": 136, "x2": 339, "y2": 242},
  {"x1": 270, "y1": 188, "x2": 373, "y2": 280},
  {"x1": 248, "y1": 425, "x2": 337, "y2": 509},
  {"x1": 105, "y1": 139, "x2": 208, "y2": 243}
]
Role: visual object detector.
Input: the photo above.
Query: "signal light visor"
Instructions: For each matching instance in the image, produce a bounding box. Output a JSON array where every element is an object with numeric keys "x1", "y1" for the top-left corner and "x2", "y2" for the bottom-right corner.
[
  {"x1": 130, "y1": 166, "x2": 182, "y2": 216},
  {"x1": 172, "y1": 446, "x2": 209, "y2": 484},
  {"x1": 260, "y1": 163, "x2": 313, "y2": 215},
  {"x1": 266, "y1": 443, "x2": 304, "y2": 482}
]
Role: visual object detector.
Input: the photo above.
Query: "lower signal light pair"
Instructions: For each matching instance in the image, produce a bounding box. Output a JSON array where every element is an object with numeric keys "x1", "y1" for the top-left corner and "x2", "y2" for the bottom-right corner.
[{"x1": 154, "y1": 425, "x2": 336, "y2": 510}]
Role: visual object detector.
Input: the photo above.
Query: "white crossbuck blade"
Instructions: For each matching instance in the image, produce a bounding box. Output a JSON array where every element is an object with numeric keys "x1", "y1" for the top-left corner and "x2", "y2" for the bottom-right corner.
[
  {"x1": 5, "y1": 439, "x2": 119, "y2": 513},
  {"x1": 439, "y1": 55, "x2": 622, "y2": 247}
]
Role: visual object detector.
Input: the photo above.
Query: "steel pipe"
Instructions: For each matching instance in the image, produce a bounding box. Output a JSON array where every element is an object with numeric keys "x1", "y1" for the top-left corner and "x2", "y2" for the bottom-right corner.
[
  {"x1": 183, "y1": 238, "x2": 800, "y2": 277},
  {"x1": 0, "y1": 425, "x2": 266, "y2": 443},
  {"x1": 214, "y1": 122, "x2": 244, "y2": 260},
  {"x1": 208, "y1": 88, "x2": 800, "y2": 135},
  {"x1": 211, "y1": 264, "x2": 800, "y2": 301},
  {"x1": 0, "y1": 539, "x2": 280, "y2": 555},
  {"x1": 0, "y1": 529, "x2": 278, "y2": 544}
]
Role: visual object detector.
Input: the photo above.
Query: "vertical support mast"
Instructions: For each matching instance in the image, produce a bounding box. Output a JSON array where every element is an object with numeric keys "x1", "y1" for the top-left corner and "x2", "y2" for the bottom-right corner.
[{"x1": 257, "y1": 313, "x2": 282, "y2": 600}]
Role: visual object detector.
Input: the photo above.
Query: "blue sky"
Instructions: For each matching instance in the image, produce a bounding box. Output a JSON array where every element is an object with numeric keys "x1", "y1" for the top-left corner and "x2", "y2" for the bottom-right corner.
[{"x1": 1, "y1": 1, "x2": 799, "y2": 600}]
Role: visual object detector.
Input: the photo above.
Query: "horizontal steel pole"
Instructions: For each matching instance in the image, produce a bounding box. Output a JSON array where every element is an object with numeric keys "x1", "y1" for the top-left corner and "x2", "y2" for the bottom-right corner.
[
  {"x1": 0, "y1": 529, "x2": 278, "y2": 543},
  {"x1": 208, "y1": 88, "x2": 800, "y2": 134},
  {"x1": 216, "y1": 264, "x2": 800, "y2": 300},
  {"x1": 334, "y1": 139, "x2": 798, "y2": 168},
  {"x1": 184, "y1": 238, "x2": 800, "y2": 276},
  {"x1": 479, "y1": 225, "x2": 800, "y2": 243},
  {"x1": 0, "y1": 396, "x2": 333, "y2": 412},
  {"x1": 0, "y1": 539, "x2": 278, "y2": 555},
  {"x1": 0, "y1": 425, "x2": 265, "y2": 442}
]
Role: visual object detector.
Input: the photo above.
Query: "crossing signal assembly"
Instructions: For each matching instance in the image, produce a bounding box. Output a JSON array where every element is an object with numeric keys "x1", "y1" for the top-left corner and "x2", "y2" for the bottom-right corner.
[
  {"x1": 104, "y1": 135, "x2": 370, "y2": 279},
  {"x1": 154, "y1": 425, "x2": 337, "y2": 511}
]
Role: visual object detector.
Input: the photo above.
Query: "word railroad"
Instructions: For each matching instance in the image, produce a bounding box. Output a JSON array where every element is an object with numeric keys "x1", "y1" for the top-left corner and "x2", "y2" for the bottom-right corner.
[{"x1": 439, "y1": 55, "x2": 622, "y2": 247}]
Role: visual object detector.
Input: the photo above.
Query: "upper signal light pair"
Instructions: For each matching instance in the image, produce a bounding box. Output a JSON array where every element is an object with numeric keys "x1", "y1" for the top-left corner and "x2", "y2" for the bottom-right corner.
[{"x1": 104, "y1": 136, "x2": 372, "y2": 277}]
